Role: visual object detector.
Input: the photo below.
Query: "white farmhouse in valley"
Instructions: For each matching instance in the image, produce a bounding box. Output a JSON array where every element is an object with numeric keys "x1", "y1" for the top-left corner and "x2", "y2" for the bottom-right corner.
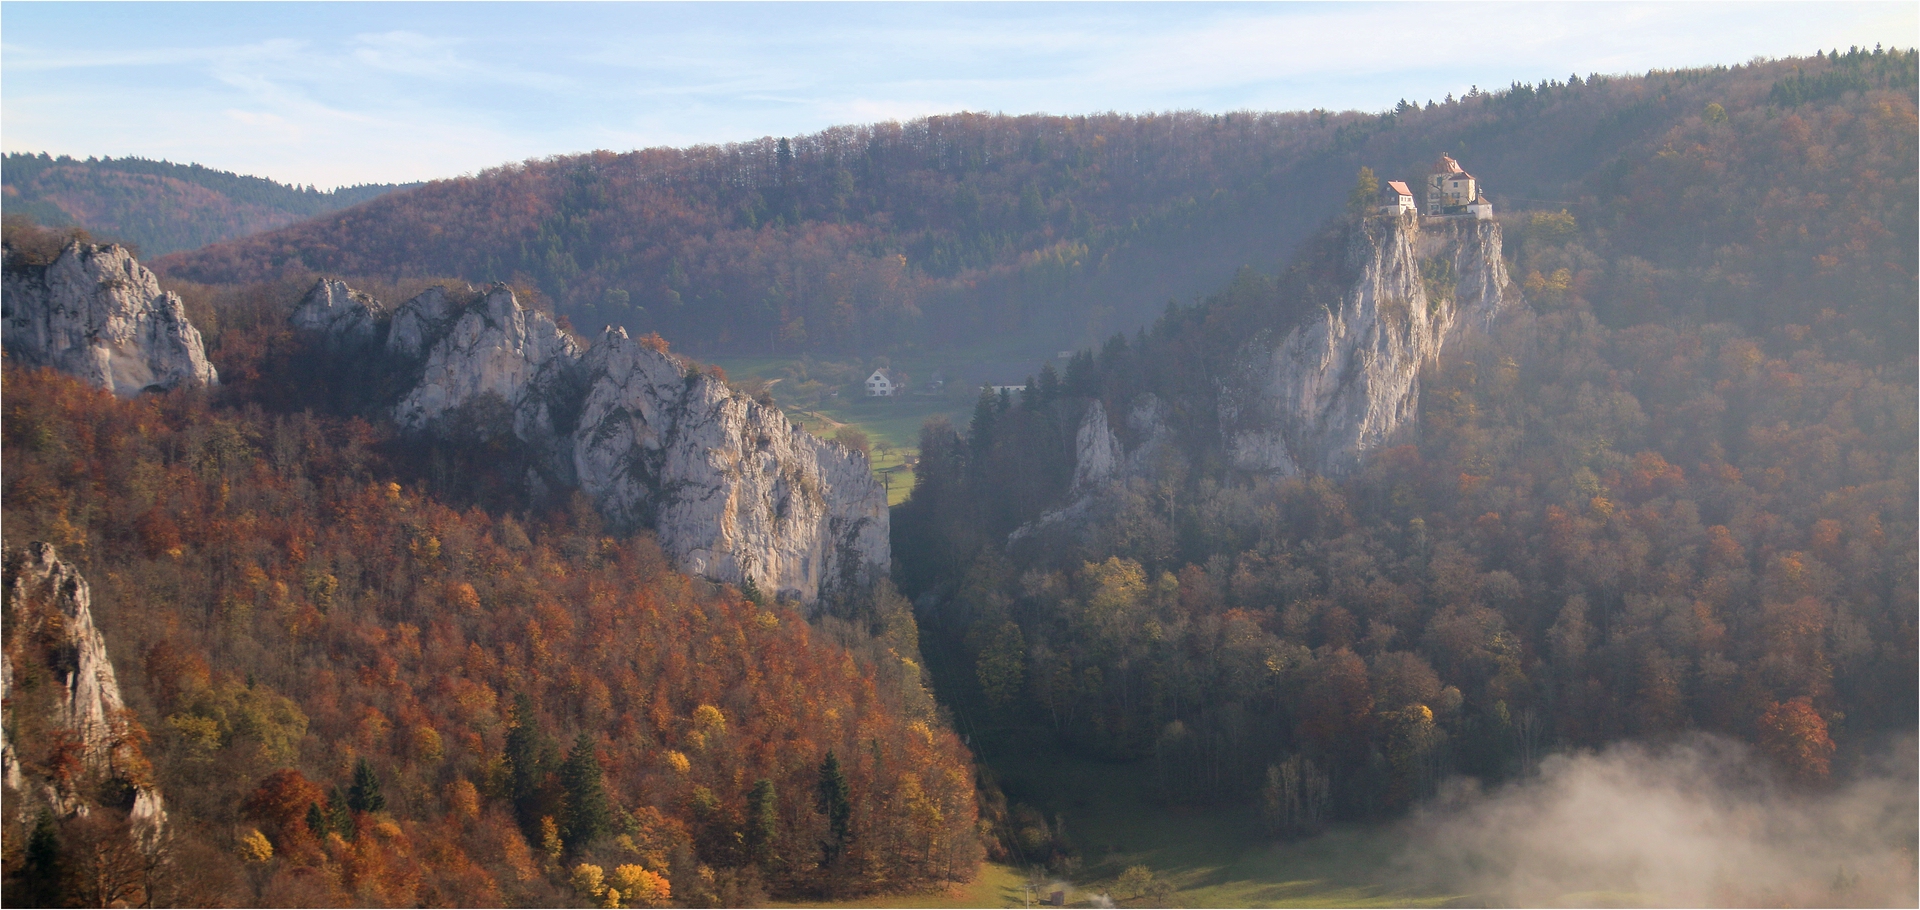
[{"x1": 865, "y1": 369, "x2": 896, "y2": 397}]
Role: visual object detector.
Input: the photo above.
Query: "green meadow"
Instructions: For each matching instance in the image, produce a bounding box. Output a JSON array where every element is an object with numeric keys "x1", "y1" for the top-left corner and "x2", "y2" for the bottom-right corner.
[{"x1": 711, "y1": 345, "x2": 1065, "y2": 507}]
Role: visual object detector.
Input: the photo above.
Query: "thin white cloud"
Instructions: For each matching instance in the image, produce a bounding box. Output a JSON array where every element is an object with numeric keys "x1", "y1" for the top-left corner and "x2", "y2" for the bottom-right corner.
[{"x1": 3, "y1": 2, "x2": 1913, "y2": 187}]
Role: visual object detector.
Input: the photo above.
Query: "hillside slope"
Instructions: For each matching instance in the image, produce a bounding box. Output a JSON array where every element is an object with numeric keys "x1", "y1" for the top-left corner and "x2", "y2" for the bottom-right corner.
[
  {"x1": 152, "y1": 51, "x2": 1915, "y2": 359},
  {"x1": 2, "y1": 153, "x2": 412, "y2": 258},
  {"x1": 891, "y1": 47, "x2": 1915, "y2": 853},
  {"x1": 0, "y1": 365, "x2": 979, "y2": 906}
]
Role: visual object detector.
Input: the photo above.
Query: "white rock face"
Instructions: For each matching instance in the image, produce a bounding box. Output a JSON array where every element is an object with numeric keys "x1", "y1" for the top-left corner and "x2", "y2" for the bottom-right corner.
[
  {"x1": 386, "y1": 285, "x2": 461, "y2": 360},
  {"x1": 575, "y1": 329, "x2": 888, "y2": 602},
  {"x1": 393, "y1": 286, "x2": 584, "y2": 442},
  {"x1": 1069, "y1": 400, "x2": 1122, "y2": 494},
  {"x1": 2, "y1": 242, "x2": 217, "y2": 395},
  {"x1": 2, "y1": 543, "x2": 166, "y2": 830},
  {"x1": 1013, "y1": 395, "x2": 1176, "y2": 544},
  {"x1": 1222, "y1": 215, "x2": 1510, "y2": 476},
  {"x1": 294, "y1": 281, "x2": 888, "y2": 605},
  {"x1": 1020, "y1": 216, "x2": 1513, "y2": 545},
  {"x1": 289, "y1": 278, "x2": 383, "y2": 349}
]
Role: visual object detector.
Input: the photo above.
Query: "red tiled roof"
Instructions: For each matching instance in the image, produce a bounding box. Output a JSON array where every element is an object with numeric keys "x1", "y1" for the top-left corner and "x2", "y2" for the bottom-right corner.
[{"x1": 1386, "y1": 181, "x2": 1413, "y2": 196}]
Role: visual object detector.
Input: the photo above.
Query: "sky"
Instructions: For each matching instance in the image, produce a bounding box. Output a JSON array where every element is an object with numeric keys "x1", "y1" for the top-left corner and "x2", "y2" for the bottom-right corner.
[{"x1": 3, "y1": 2, "x2": 1914, "y2": 189}]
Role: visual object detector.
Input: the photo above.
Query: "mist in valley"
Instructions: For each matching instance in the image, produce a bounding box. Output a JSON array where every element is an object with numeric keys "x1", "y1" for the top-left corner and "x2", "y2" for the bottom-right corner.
[{"x1": 1393, "y1": 735, "x2": 1918, "y2": 907}]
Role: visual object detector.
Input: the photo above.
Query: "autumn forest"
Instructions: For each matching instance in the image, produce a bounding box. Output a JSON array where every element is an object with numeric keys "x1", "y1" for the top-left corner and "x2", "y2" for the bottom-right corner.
[{"x1": 3, "y1": 46, "x2": 1917, "y2": 909}]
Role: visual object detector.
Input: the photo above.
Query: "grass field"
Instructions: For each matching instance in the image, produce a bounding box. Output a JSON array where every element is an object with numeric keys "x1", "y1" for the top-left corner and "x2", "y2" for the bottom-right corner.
[
  {"x1": 770, "y1": 863, "x2": 1031, "y2": 909},
  {"x1": 710, "y1": 355, "x2": 1001, "y2": 507},
  {"x1": 774, "y1": 801, "x2": 1465, "y2": 909},
  {"x1": 968, "y1": 749, "x2": 1466, "y2": 909}
]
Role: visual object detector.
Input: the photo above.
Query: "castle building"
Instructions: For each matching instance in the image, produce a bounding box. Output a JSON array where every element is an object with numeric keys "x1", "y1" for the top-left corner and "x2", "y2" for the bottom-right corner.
[
  {"x1": 1425, "y1": 155, "x2": 1493, "y2": 220},
  {"x1": 1379, "y1": 180, "x2": 1417, "y2": 215}
]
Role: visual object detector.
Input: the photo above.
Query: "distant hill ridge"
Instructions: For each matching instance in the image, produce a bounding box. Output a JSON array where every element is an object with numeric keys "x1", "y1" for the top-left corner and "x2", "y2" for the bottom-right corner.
[
  {"x1": 2, "y1": 152, "x2": 416, "y2": 257},
  {"x1": 153, "y1": 49, "x2": 1916, "y2": 358}
]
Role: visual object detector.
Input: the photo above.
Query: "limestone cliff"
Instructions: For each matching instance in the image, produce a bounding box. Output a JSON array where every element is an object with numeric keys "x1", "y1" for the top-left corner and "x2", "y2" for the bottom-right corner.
[
  {"x1": 392, "y1": 285, "x2": 585, "y2": 444},
  {"x1": 289, "y1": 280, "x2": 888, "y2": 604},
  {"x1": 289, "y1": 278, "x2": 383, "y2": 350},
  {"x1": 1010, "y1": 395, "x2": 1175, "y2": 545},
  {"x1": 2, "y1": 241, "x2": 217, "y2": 395},
  {"x1": 1221, "y1": 214, "x2": 1511, "y2": 475},
  {"x1": 386, "y1": 285, "x2": 462, "y2": 360},
  {"x1": 575, "y1": 329, "x2": 888, "y2": 602},
  {"x1": 1023, "y1": 214, "x2": 1513, "y2": 542},
  {"x1": 2, "y1": 543, "x2": 166, "y2": 830}
]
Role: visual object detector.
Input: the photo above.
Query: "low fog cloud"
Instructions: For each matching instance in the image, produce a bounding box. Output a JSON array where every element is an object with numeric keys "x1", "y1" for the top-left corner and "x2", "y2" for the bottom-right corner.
[{"x1": 1396, "y1": 734, "x2": 1917, "y2": 907}]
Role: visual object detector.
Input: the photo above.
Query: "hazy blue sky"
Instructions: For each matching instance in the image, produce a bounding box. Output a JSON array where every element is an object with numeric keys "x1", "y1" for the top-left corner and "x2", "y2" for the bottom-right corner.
[{"x1": 4, "y1": 2, "x2": 1913, "y2": 188}]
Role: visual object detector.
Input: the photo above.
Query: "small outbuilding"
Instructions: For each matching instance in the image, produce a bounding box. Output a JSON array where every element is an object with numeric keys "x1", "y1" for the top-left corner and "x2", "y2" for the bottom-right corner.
[{"x1": 1380, "y1": 180, "x2": 1417, "y2": 215}]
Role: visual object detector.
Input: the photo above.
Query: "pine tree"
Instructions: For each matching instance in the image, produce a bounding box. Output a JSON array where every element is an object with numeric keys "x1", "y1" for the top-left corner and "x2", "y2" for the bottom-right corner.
[
  {"x1": 19, "y1": 810, "x2": 64, "y2": 907},
  {"x1": 560, "y1": 732, "x2": 611, "y2": 849},
  {"x1": 505, "y1": 692, "x2": 553, "y2": 832},
  {"x1": 745, "y1": 778, "x2": 778, "y2": 868},
  {"x1": 968, "y1": 388, "x2": 998, "y2": 468},
  {"x1": 1037, "y1": 363, "x2": 1060, "y2": 405},
  {"x1": 326, "y1": 785, "x2": 353, "y2": 838},
  {"x1": 815, "y1": 751, "x2": 852, "y2": 865},
  {"x1": 348, "y1": 757, "x2": 386, "y2": 814}
]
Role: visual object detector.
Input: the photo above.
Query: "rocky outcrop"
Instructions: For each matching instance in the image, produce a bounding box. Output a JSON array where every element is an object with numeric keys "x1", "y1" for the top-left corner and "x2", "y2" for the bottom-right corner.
[
  {"x1": 393, "y1": 286, "x2": 584, "y2": 444},
  {"x1": 1068, "y1": 400, "x2": 1123, "y2": 494},
  {"x1": 289, "y1": 278, "x2": 383, "y2": 350},
  {"x1": 1011, "y1": 395, "x2": 1177, "y2": 544},
  {"x1": 1224, "y1": 214, "x2": 1510, "y2": 476},
  {"x1": 1020, "y1": 214, "x2": 1514, "y2": 544},
  {"x1": 289, "y1": 280, "x2": 888, "y2": 604},
  {"x1": 386, "y1": 285, "x2": 461, "y2": 360},
  {"x1": 576, "y1": 329, "x2": 887, "y2": 601},
  {"x1": 2, "y1": 241, "x2": 217, "y2": 395},
  {"x1": 2, "y1": 543, "x2": 166, "y2": 830}
]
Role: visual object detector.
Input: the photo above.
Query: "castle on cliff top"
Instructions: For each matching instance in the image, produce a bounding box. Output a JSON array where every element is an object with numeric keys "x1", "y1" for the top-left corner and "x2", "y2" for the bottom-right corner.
[{"x1": 1379, "y1": 155, "x2": 1493, "y2": 221}]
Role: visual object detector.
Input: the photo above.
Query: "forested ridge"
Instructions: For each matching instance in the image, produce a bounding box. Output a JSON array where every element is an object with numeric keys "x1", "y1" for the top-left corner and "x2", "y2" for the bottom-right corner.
[
  {"x1": 153, "y1": 51, "x2": 1915, "y2": 358},
  {"x1": 0, "y1": 286, "x2": 981, "y2": 904},
  {"x1": 2, "y1": 153, "x2": 412, "y2": 259},
  {"x1": 893, "y1": 47, "x2": 1916, "y2": 837}
]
